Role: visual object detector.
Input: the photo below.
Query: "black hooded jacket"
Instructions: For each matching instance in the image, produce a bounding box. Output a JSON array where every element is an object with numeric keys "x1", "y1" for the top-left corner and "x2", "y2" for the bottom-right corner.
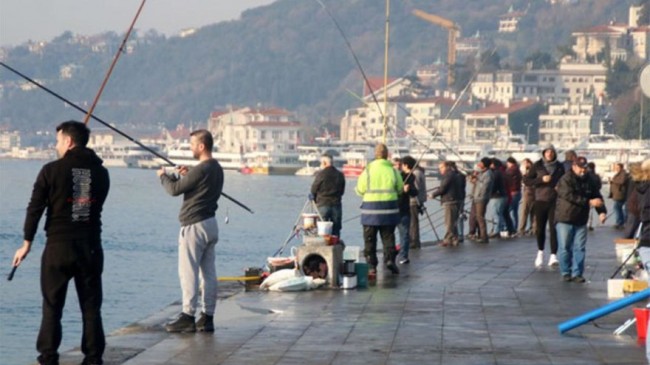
[
  {"x1": 554, "y1": 169, "x2": 606, "y2": 226},
  {"x1": 23, "y1": 147, "x2": 110, "y2": 241},
  {"x1": 524, "y1": 152, "x2": 564, "y2": 203},
  {"x1": 626, "y1": 163, "x2": 650, "y2": 247}
]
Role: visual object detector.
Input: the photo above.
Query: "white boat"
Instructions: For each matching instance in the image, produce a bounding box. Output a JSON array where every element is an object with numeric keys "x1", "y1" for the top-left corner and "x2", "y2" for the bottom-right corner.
[
  {"x1": 295, "y1": 144, "x2": 347, "y2": 176},
  {"x1": 166, "y1": 142, "x2": 243, "y2": 170},
  {"x1": 93, "y1": 143, "x2": 160, "y2": 168},
  {"x1": 240, "y1": 150, "x2": 302, "y2": 175},
  {"x1": 572, "y1": 134, "x2": 650, "y2": 180}
]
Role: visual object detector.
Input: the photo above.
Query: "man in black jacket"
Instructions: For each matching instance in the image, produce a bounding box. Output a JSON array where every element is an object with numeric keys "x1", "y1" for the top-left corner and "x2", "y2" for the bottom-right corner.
[
  {"x1": 311, "y1": 154, "x2": 345, "y2": 237},
  {"x1": 431, "y1": 161, "x2": 462, "y2": 246},
  {"x1": 12, "y1": 121, "x2": 110, "y2": 365},
  {"x1": 555, "y1": 156, "x2": 606, "y2": 283}
]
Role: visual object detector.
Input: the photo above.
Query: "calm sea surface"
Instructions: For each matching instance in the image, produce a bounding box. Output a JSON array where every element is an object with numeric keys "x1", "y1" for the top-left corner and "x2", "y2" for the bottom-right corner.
[{"x1": 0, "y1": 159, "x2": 443, "y2": 365}]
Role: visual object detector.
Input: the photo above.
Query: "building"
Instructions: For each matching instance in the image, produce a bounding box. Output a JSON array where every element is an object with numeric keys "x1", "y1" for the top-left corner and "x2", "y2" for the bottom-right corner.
[
  {"x1": 538, "y1": 102, "x2": 602, "y2": 148},
  {"x1": 462, "y1": 100, "x2": 539, "y2": 144},
  {"x1": 0, "y1": 131, "x2": 20, "y2": 150},
  {"x1": 571, "y1": 5, "x2": 649, "y2": 62},
  {"x1": 498, "y1": 6, "x2": 526, "y2": 33},
  {"x1": 207, "y1": 106, "x2": 302, "y2": 154},
  {"x1": 471, "y1": 63, "x2": 607, "y2": 104}
]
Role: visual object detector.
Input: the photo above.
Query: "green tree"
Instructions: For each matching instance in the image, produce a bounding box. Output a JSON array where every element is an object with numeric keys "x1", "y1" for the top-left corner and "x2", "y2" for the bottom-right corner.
[
  {"x1": 606, "y1": 60, "x2": 635, "y2": 99},
  {"x1": 525, "y1": 51, "x2": 557, "y2": 70}
]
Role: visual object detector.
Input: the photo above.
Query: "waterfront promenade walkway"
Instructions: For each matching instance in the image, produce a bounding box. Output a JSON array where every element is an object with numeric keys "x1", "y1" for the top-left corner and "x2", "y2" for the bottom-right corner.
[{"x1": 58, "y1": 227, "x2": 647, "y2": 365}]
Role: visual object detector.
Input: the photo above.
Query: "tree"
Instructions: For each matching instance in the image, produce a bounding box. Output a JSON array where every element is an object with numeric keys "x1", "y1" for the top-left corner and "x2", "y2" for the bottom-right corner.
[
  {"x1": 478, "y1": 50, "x2": 501, "y2": 72},
  {"x1": 606, "y1": 60, "x2": 635, "y2": 99},
  {"x1": 638, "y1": 0, "x2": 649, "y2": 25},
  {"x1": 525, "y1": 51, "x2": 557, "y2": 70}
]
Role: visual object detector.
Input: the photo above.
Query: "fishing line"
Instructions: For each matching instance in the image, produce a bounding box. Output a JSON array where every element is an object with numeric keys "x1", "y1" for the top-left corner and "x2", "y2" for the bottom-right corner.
[{"x1": 0, "y1": 62, "x2": 254, "y2": 215}]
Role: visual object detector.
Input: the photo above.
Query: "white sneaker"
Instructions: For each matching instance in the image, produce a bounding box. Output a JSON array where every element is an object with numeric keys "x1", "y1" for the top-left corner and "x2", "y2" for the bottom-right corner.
[
  {"x1": 534, "y1": 251, "x2": 543, "y2": 267},
  {"x1": 548, "y1": 254, "x2": 559, "y2": 266}
]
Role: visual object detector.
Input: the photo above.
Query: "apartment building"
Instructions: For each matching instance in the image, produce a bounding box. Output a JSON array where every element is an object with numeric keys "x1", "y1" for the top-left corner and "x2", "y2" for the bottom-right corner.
[
  {"x1": 207, "y1": 107, "x2": 301, "y2": 154},
  {"x1": 538, "y1": 102, "x2": 598, "y2": 148}
]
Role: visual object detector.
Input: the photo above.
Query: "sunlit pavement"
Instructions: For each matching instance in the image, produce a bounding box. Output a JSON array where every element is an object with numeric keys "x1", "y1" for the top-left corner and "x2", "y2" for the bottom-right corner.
[{"x1": 57, "y1": 226, "x2": 647, "y2": 365}]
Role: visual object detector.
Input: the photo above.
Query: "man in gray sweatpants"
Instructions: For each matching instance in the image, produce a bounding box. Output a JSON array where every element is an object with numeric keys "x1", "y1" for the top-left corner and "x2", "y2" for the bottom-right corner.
[{"x1": 157, "y1": 129, "x2": 224, "y2": 333}]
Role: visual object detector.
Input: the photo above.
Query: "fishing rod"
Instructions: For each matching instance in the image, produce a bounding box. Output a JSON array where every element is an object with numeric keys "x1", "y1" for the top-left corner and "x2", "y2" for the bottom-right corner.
[
  {"x1": 83, "y1": 0, "x2": 147, "y2": 125},
  {"x1": 7, "y1": 266, "x2": 17, "y2": 281},
  {"x1": 0, "y1": 62, "x2": 254, "y2": 214}
]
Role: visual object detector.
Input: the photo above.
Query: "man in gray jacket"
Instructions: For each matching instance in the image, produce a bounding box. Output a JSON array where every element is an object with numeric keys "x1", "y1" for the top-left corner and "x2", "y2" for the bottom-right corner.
[
  {"x1": 472, "y1": 157, "x2": 494, "y2": 243},
  {"x1": 157, "y1": 130, "x2": 224, "y2": 333}
]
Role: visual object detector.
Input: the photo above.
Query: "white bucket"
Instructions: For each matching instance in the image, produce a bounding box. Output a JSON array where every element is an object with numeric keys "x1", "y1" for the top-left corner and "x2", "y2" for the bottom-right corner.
[
  {"x1": 341, "y1": 274, "x2": 357, "y2": 289},
  {"x1": 317, "y1": 221, "x2": 333, "y2": 236},
  {"x1": 302, "y1": 213, "x2": 318, "y2": 229}
]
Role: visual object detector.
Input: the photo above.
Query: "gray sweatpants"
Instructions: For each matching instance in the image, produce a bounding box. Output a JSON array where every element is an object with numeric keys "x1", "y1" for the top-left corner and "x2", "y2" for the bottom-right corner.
[{"x1": 178, "y1": 217, "x2": 219, "y2": 316}]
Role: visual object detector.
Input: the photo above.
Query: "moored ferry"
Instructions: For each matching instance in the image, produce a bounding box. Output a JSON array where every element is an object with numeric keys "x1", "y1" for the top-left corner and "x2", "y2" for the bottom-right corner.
[{"x1": 240, "y1": 150, "x2": 302, "y2": 175}]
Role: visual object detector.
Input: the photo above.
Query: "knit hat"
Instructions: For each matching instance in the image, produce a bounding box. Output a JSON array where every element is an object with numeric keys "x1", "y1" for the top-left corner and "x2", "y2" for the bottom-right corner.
[{"x1": 542, "y1": 143, "x2": 556, "y2": 154}]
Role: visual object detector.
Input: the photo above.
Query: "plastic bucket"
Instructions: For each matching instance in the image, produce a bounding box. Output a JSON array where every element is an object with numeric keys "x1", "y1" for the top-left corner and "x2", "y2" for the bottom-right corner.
[
  {"x1": 355, "y1": 262, "x2": 369, "y2": 288},
  {"x1": 634, "y1": 308, "x2": 649, "y2": 339},
  {"x1": 302, "y1": 213, "x2": 318, "y2": 229},
  {"x1": 317, "y1": 221, "x2": 333, "y2": 236}
]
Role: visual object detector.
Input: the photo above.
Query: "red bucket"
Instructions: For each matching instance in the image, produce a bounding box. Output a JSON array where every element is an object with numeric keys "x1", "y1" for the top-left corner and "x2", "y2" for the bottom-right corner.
[{"x1": 633, "y1": 308, "x2": 650, "y2": 340}]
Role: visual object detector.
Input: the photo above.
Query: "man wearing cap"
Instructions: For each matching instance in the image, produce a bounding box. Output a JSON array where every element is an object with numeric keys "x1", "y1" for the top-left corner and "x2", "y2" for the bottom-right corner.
[
  {"x1": 525, "y1": 143, "x2": 565, "y2": 267},
  {"x1": 355, "y1": 143, "x2": 403, "y2": 275},
  {"x1": 555, "y1": 156, "x2": 607, "y2": 283}
]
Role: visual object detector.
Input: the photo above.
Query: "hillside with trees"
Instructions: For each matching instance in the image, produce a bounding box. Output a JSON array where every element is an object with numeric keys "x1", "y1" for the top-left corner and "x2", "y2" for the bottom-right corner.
[{"x1": 0, "y1": 0, "x2": 643, "y2": 138}]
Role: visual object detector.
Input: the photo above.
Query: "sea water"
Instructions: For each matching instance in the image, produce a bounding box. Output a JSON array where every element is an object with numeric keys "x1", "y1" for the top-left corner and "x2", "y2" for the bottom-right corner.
[{"x1": 1, "y1": 159, "x2": 438, "y2": 365}]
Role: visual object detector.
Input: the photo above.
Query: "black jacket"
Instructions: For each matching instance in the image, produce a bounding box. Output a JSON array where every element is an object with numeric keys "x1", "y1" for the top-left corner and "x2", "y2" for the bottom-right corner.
[
  {"x1": 24, "y1": 147, "x2": 110, "y2": 241},
  {"x1": 554, "y1": 169, "x2": 606, "y2": 226},
  {"x1": 524, "y1": 158, "x2": 564, "y2": 202},
  {"x1": 433, "y1": 170, "x2": 462, "y2": 204},
  {"x1": 625, "y1": 164, "x2": 650, "y2": 247},
  {"x1": 311, "y1": 166, "x2": 345, "y2": 207},
  {"x1": 399, "y1": 172, "x2": 418, "y2": 214}
]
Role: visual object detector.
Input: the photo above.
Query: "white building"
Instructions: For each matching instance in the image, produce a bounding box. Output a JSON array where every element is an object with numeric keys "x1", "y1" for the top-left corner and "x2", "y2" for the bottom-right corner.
[
  {"x1": 462, "y1": 100, "x2": 539, "y2": 144},
  {"x1": 207, "y1": 107, "x2": 302, "y2": 154},
  {"x1": 0, "y1": 131, "x2": 20, "y2": 150},
  {"x1": 471, "y1": 63, "x2": 607, "y2": 104},
  {"x1": 498, "y1": 6, "x2": 525, "y2": 33},
  {"x1": 538, "y1": 102, "x2": 597, "y2": 148}
]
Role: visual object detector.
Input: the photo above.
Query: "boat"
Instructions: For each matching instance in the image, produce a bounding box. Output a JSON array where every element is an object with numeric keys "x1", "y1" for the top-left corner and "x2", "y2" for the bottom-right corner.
[
  {"x1": 92, "y1": 142, "x2": 161, "y2": 168},
  {"x1": 341, "y1": 144, "x2": 374, "y2": 178},
  {"x1": 166, "y1": 142, "x2": 243, "y2": 170},
  {"x1": 295, "y1": 144, "x2": 347, "y2": 176},
  {"x1": 240, "y1": 150, "x2": 302, "y2": 175},
  {"x1": 571, "y1": 133, "x2": 650, "y2": 181}
]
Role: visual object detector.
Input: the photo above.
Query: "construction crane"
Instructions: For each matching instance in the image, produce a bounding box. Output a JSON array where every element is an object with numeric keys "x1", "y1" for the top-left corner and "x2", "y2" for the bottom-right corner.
[{"x1": 412, "y1": 9, "x2": 460, "y2": 86}]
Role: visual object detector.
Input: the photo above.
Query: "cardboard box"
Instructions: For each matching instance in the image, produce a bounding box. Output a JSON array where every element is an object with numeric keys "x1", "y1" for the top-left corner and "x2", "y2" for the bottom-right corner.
[{"x1": 624, "y1": 279, "x2": 649, "y2": 293}]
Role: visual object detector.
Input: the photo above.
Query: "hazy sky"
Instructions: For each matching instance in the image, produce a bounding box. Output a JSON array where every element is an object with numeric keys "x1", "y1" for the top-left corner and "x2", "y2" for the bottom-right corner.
[{"x1": 0, "y1": 0, "x2": 276, "y2": 46}]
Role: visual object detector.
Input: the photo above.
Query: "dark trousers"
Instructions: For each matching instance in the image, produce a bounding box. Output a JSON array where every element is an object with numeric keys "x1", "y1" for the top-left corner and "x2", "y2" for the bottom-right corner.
[
  {"x1": 317, "y1": 203, "x2": 343, "y2": 237},
  {"x1": 363, "y1": 225, "x2": 397, "y2": 269},
  {"x1": 534, "y1": 200, "x2": 558, "y2": 254},
  {"x1": 468, "y1": 200, "x2": 478, "y2": 235},
  {"x1": 37, "y1": 237, "x2": 105, "y2": 365},
  {"x1": 409, "y1": 205, "x2": 421, "y2": 248}
]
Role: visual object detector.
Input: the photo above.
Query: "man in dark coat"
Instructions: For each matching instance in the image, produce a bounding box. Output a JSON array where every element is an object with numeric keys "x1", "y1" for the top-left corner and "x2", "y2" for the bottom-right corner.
[
  {"x1": 12, "y1": 121, "x2": 110, "y2": 365},
  {"x1": 609, "y1": 162, "x2": 629, "y2": 229},
  {"x1": 555, "y1": 157, "x2": 606, "y2": 283},
  {"x1": 311, "y1": 154, "x2": 346, "y2": 237}
]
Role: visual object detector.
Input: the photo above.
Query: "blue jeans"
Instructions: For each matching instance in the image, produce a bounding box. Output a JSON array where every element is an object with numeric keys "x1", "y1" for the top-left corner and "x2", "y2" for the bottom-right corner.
[
  {"x1": 556, "y1": 222, "x2": 587, "y2": 277},
  {"x1": 317, "y1": 204, "x2": 342, "y2": 237},
  {"x1": 491, "y1": 197, "x2": 508, "y2": 233},
  {"x1": 613, "y1": 200, "x2": 626, "y2": 226},
  {"x1": 397, "y1": 214, "x2": 410, "y2": 260},
  {"x1": 638, "y1": 246, "x2": 650, "y2": 363},
  {"x1": 508, "y1": 192, "x2": 521, "y2": 233}
]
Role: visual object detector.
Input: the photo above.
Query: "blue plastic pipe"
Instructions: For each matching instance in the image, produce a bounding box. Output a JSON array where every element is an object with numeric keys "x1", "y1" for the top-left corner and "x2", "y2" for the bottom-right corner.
[{"x1": 558, "y1": 288, "x2": 650, "y2": 334}]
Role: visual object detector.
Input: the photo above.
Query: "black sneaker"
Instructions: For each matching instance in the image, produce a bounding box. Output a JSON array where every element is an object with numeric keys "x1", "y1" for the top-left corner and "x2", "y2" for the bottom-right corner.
[
  {"x1": 562, "y1": 274, "x2": 572, "y2": 282},
  {"x1": 196, "y1": 312, "x2": 214, "y2": 332},
  {"x1": 165, "y1": 313, "x2": 196, "y2": 333},
  {"x1": 386, "y1": 262, "x2": 400, "y2": 274},
  {"x1": 572, "y1": 276, "x2": 586, "y2": 283}
]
